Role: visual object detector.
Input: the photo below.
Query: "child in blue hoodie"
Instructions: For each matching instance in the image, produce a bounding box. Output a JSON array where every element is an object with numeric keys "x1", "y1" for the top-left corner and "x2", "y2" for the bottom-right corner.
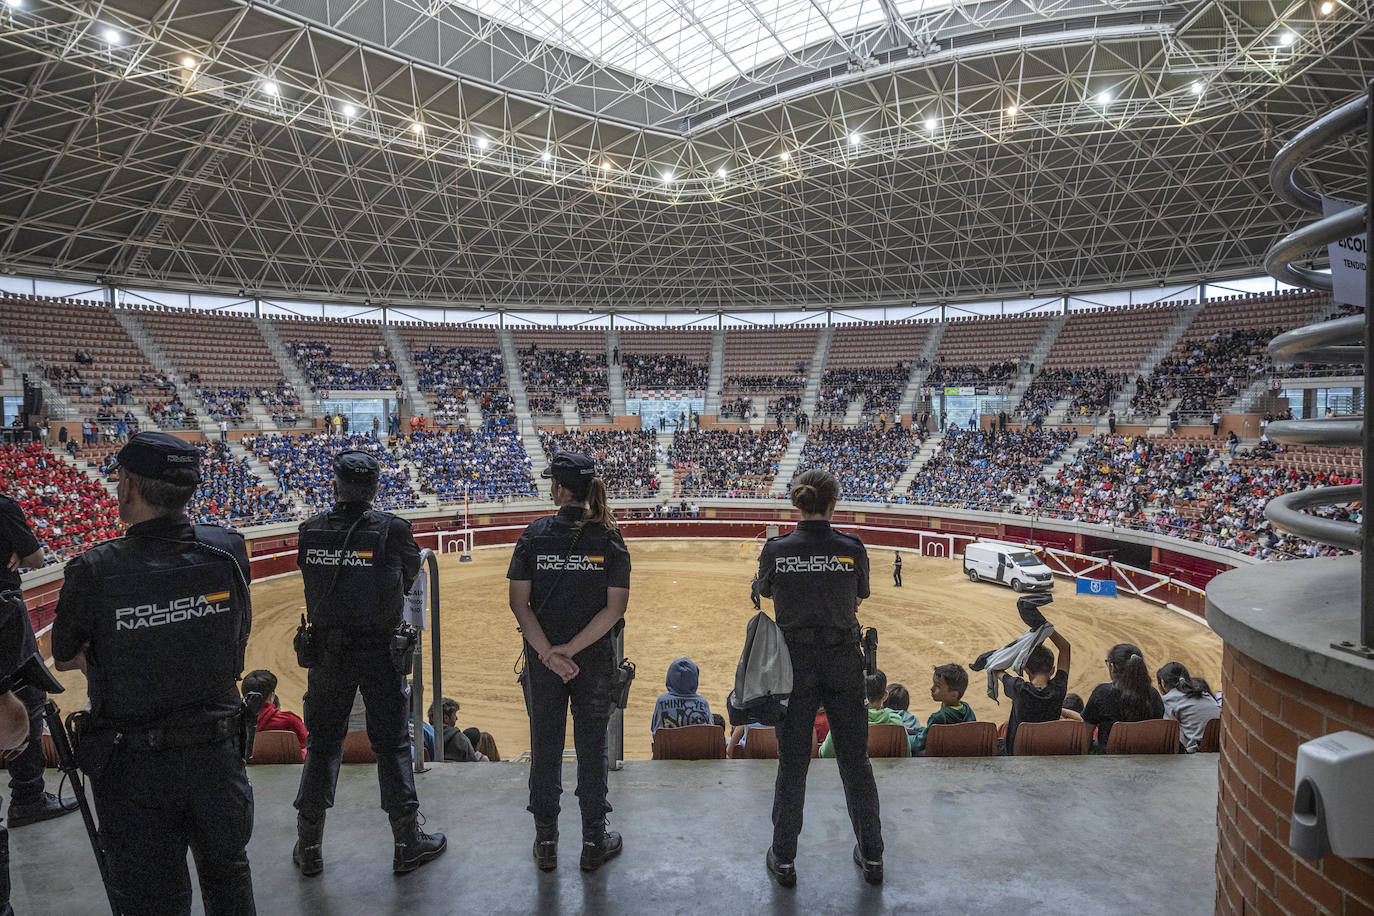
[{"x1": 651, "y1": 657, "x2": 712, "y2": 732}]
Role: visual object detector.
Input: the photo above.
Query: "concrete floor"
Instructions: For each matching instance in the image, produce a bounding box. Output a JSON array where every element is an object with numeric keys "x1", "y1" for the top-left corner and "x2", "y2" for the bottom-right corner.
[{"x1": 10, "y1": 756, "x2": 1218, "y2": 915}]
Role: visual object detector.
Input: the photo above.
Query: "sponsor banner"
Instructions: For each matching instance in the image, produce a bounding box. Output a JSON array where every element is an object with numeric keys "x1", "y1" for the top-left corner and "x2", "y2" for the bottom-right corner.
[
  {"x1": 1323, "y1": 196, "x2": 1366, "y2": 307},
  {"x1": 1076, "y1": 577, "x2": 1117, "y2": 597}
]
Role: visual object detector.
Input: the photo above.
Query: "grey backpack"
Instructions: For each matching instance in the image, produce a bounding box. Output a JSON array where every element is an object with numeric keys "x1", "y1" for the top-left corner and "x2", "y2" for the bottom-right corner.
[{"x1": 725, "y1": 612, "x2": 794, "y2": 727}]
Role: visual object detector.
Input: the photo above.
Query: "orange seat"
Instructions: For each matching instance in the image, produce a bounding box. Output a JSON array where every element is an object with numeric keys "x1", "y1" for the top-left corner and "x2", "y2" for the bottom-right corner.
[
  {"x1": 250, "y1": 730, "x2": 303, "y2": 764},
  {"x1": 730, "y1": 726, "x2": 779, "y2": 759},
  {"x1": 1198, "y1": 717, "x2": 1221, "y2": 753},
  {"x1": 652, "y1": 724, "x2": 726, "y2": 760},
  {"x1": 1106, "y1": 719, "x2": 1180, "y2": 755},
  {"x1": 866, "y1": 723, "x2": 910, "y2": 758},
  {"x1": 1014, "y1": 720, "x2": 1092, "y2": 756},
  {"x1": 341, "y1": 730, "x2": 376, "y2": 764},
  {"x1": 924, "y1": 721, "x2": 998, "y2": 757}
]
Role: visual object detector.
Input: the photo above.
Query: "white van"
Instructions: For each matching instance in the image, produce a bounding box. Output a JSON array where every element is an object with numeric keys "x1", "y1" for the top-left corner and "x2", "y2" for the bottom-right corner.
[{"x1": 962, "y1": 541, "x2": 1055, "y2": 592}]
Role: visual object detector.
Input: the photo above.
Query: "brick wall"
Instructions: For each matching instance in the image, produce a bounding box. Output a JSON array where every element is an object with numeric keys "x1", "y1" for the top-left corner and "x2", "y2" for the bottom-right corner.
[{"x1": 1216, "y1": 644, "x2": 1374, "y2": 915}]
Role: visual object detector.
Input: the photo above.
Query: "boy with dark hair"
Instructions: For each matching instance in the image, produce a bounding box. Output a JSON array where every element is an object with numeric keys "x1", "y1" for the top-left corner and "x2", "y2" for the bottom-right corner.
[
  {"x1": 993, "y1": 629, "x2": 1072, "y2": 754},
  {"x1": 242, "y1": 669, "x2": 309, "y2": 760},
  {"x1": 820, "y1": 670, "x2": 910, "y2": 758},
  {"x1": 911, "y1": 664, "x2": 976, "y2": 755}
]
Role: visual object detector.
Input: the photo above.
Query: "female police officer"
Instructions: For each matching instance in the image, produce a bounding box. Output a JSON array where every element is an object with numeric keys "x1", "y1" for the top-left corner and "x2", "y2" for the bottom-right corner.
[
  {"x1": 507, "y1": 451, "x2": 630, "y2": 873},
  {"x1": 756, "y1": 468, "x2": 884, "y2": 887}
]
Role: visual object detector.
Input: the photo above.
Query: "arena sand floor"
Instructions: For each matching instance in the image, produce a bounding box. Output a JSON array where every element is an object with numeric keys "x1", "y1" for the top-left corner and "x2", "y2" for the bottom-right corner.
[{"x1": 51, "y1": 540, "x2": 1223, "y2": 761}]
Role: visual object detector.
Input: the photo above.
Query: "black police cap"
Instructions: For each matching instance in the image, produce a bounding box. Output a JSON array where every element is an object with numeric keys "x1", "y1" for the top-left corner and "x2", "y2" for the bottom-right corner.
[
  {"x1": 541, "y1": 451, "x2": 595, "y2": 488},
  {"x1": 333, "y1": 449, "x2": 381, "y2": 482},
  {"x1": 111, "y1": 431, "x2": 201, "y2": 483}
]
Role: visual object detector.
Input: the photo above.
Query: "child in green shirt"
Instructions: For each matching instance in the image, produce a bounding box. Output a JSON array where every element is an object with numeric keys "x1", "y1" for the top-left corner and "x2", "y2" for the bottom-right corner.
[
  {"x1": 820, "y1": 669, "x2": 910, "y2": 758},
  {"x1": 912, "y1": 664, "x2": 976, "y2": 755}
]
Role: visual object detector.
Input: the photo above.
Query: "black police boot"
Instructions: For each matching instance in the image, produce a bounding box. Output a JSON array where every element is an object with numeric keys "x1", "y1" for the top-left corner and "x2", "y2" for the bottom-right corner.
[
  {"x1": 7, "y1": 792, "x2": 77, "y2": 828},
  {"x1": 766, "y1": 846, "x2": 797, "y2": 888},
  {"x1": 578, "y1": 822, "x2": 622, "y2": 872},
  {"x1": 391, "y1": 810, "x2": 446, "y2": 874},
  {"x1": 853, "y1": 844, "x2": 883, "y2": 886},
  {"x1": 533, "y1": 820, "x2": 558, "y2": 872},
  {"x1": 292, "y1": 813, "x2": 325, "y2": 877}
]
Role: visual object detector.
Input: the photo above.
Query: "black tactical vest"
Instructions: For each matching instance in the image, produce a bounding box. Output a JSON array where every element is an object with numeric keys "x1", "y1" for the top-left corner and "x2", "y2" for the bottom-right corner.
[
  {"x1": 528, "y1": 521, "x2": 614, "y2": 647},
  {"x1": 83, "y1": 529, "x2": 247, "y2": 725},
  {"x1": 298, "y1": 509, "x2": 396, "y2": 633}
]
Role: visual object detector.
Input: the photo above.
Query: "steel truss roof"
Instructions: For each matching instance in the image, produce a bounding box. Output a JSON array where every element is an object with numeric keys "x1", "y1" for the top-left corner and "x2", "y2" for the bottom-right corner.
[{"x1": 0, "y1": 0, "x2": 1369, "y2": 312}]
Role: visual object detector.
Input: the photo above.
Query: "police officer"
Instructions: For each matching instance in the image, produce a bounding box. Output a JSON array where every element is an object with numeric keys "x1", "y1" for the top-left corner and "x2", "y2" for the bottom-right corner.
[
  {"x1": 0, "y1": 590, "x2": 46, "y2": 916},
  {"x1": 51, "y1": 431, "x2": 257, "y2": 914},
  {"x1": 0, "y1": 490, "x2": 74, "y2": 829},
  {"x1": 292, "y1": 450, "x2": 445, "y2": 877},
  {"x1": 508, "y1": 451, "x2": 631, "y2": 872},
  {"x1": 756, "y1": 468, "x2": 883, "y2": 887},
  {"x1": 893, "y1": 551, "x2": 902, "y2": 588}
]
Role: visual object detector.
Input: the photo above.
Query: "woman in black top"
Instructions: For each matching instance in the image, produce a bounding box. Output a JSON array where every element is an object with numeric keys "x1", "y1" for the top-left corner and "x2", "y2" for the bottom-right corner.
[{"x1": 1082, "y1": 643, "x2": 1165, "y2": 752}]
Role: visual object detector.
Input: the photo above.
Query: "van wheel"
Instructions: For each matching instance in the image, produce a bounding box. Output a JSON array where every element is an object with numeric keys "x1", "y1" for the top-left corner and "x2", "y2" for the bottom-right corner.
[
  {"x1": 967, "y1": 569, "x2": 979, "y2": 582},
  {"x1": 1011, "y1": 578, "x2": 1025, "y2": 592}
]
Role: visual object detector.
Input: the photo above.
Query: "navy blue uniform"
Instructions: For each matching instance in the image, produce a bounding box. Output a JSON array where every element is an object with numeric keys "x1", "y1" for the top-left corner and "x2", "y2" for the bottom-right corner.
[
  {"x1": 52, "y1": 514, "x2": 255, "y2": 916},
  {"x1": 0, "y1": 496, "x2": 48, "y2": 823},
  {"x1": 293, "y1": 502, "x2": 421, "y2": 822},
  {"x1": 507, "y1": 505, "x2": 630, "y2": 834},
  {"x1": 756, "y1": 520, "x2": 883, "y2": 864}
]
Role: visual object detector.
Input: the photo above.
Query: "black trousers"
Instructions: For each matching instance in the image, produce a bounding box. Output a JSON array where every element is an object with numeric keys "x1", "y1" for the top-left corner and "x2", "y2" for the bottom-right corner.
[
  {"x1": 7, "y1": 687, "x2": 47, "y2": 806},
  {"x1": 92, "y1": 736, "x2": 255, "y2": 916},
  {"x1": 772, "y1": 632, "x2": 883, "y2": 863},
  {"x1": 295, "y1": 644, "x2": 417, "y2": 820},
  {"x1": 893, "y1": 568, "x2": 902, "y2": 587},
  {"x1": 525, "y1": 640, "x2": 614, "y2": 835}
]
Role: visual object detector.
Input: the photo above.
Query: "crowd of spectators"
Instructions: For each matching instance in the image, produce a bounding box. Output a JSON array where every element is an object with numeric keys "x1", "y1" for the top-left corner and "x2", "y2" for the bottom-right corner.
[
  {"x1": 187, "y1": 440, "x2": 297, "y2": 526},
  {"x1": 149, "y1": 396, "x2": 195, "y2": 429},
  {"x1": 1129, "y1": 330, "x2": 1272, "y2": 421},
  {"x1": 815, "y1": 365, "x2": 908, "y2": 418},
  {"x1": 577, "y1": 395, "x2": 611, "y2": 416},
  {"x1": 259, "y1": 382, "x2": 303, "y2": 426},
  {"x1": 621, "y1": 353, "x2": 708, "y2": 391},
  {"x1": 243, "y1": 433, "x2": 422, "y2": 511},
  {"x1": 796, "y1": 425, "x2": 922, "y2": 502},
  {"x1": 537, "y1": 429, "x2": 660, "y2": 497},
  {"x1": 926, "y1": 361, "x2": 1020, "y2": 387},
  {"x1": 2, "y1": 443, "x2": 121, "y2": 563},
  {"x1": 521, "y1": 346, "x2": 607, "y2": 395},
  {"x1": 290, "y1": 341, "x2": 399, "y2": 390},
  {"x1": 412, "y1": 346, "x2": 509, "y2": 425},
  {"x1": 719, "y1": 397, "x2": 754, "y2": 421},
  {"x1": 906, "y1": 427, "x2": 1077, "y2": 509},
  {"x1": 397, "y1": 429, "x2": 537, "y2": 503},
  {"x1": 668, "y1": 429, "x2": 790, "y2": 496},
  {"x1": 1017, "y1": 369, "x2": 1125, "y2": 420},
  {"x1": 768, "y1": 396, "x2": 800, "y2": 423},
  {"x1": 723, "y1": 374, "x2": 804, "y2": 393},
  {"x1": 200, "y1": 388, "x2": 251, "y2": 423}
]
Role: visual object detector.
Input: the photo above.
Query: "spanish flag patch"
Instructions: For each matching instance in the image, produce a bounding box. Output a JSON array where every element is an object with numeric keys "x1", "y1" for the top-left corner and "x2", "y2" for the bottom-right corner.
[
  {"x1": 836, "y1": 557, "x2": 854, "y2": 565},
  {"x1": 204, "y1": 591, "x2": 231, "y2": 603},
  {"x1": 355, "y1": 551, "x2": 374, "y2": 559},
  {"x1": 586, "y1": 556, "x2": 605, "y2": 563}
]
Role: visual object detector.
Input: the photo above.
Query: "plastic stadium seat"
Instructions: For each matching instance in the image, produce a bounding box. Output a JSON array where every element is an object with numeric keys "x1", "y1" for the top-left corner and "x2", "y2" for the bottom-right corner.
[
  {"x1": 341, "y1": 730, "x2": 376, "y2": 763},
  {"x1": 652, "y1": 724, "x2": 726, "y2": 760},
  {"x1": 866, "y1": 723, "x2": 910, "y2": 758},
  {"x1": 924, "y1": 721, "x2": 998, "y2": 757},
  {"x1": 1014, "y1": 720, "x2": 1092, "y2": 756},
  {"x1": 1105, "y1": 719, "x2": 1180, "y2": 755},
  {"x1": 249, "y1": 730, "x2": 303, "y2": 765},
  {"x1": 729, "y1": 726, "x2": 778, "y2": 759},
  {"x1": 1198, "y1": 717, "x2": 1221, "y2": 753}
]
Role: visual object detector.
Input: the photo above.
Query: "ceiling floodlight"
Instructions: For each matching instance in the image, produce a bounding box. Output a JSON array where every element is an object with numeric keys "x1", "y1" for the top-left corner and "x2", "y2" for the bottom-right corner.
[
  {"x1": 181, "y1": 56, "x2": 197, "y2": 68},
  {"x1": 410, "y1": 122, "x2": 424, "y2": 134},
  {"x1": 261, "y1": 80, "x2": 279, "y2": 96},
  {"x1": 924, "y1": 117, "x2": 938, "y2": 130},
  {"x1": 1006, "y1": 105, "x2": 1018, "y2": 116},
  {"x1": 779, "y1": 150, "x2": 790, "y2": 161},
  {"x1": 341, "y1": 103, "x2": 357, "y2": 118},
  {"x1": 716, "y1": 166, "x2": 727, "y2": 178},
  {"x1": 541, "y1": 149, "x2": 552, "y2": 162},
  {"x1": 476, "y1": 136, "x2": 490, "y2": 150},
  {"x1": 103, "y1": 28, "x2": 121, "y2": 44},
  {"x1": 1190, "y1": 81, "x2": 1204, "y2": 96},
  {"x1": 1319, "y1": 1, "x2": 1334, "y2": 12},
  {"x1": 662, "y1": 170, "x2": 674, "y2": 183},
  {"x1": 848, "y1": 132, "x2": 861, "y2": 146},
  {"x1": 601, "y1": 160, "x2": 612, "y2": 171},
  {"x1": 5, "y1": 0, "x2": 21, "y2": 9},
  {"x1": 1096, "y1": 90, "x2": 1112, "y2": 105},
  {"x1": 1278, "y1": 31, "x2": 1295, "y2": 45}
]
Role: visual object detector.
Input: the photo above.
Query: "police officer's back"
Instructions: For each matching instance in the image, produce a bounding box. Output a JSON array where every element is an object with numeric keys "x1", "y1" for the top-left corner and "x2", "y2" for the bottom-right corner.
[
  {"x1": 51, "y1": 431, "x2": 258, "y2": 915},
  {"x1": 291, "y1": 450, "x2": 445, "y2": 877},
  {"x1": 756, "y1": 468, "x2": 884, "y2": 887}
]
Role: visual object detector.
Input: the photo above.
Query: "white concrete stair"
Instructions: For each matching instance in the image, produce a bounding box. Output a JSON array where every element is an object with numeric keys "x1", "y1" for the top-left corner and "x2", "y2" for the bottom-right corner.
[
  {"x1": 496, "y1": 328, "x2": 532, "y2": 421},
  {"x1": 704, "y1": 329, "x2": 726, "y2": 416},
  {"x1": 48, "y1": 445, "x2": 119, "y2": 498},
  {"x1": 1017, "y1": 431, "x2": 1095, "y2": 508},
  {"x1": 253, "y1": 317, "x2": 324, "y2": 420},
  {"x1": 248, "y1": 397, "x2": 280, "y2": 433},
  {"x1": 655, "y1": 431, "x2": 674, "y2": 495},
  {"x1": 606, "y1": 328, "x2": 626, "y2": 416},
  {"x1": 236, "y1": 440, "x2": 310, "y2": 516},
  {"x1": 798, "y1": 326, "x2": 833, "y2": 417},
  {"x1": 768, "y1": 430, "x2": 808, "y2": 495},
  {"x1": 465, "y1": 396, "x2": 484, "y2": 428},
  {"x1": 898, "y1": 321, "x2": 945, "y2": 417},
  {"x1": 383, "y1": 325, "x2": 429, "y2": 419},
  {"x1": 891, "y1": 430, "x2": 944, "y2": 498},
  {"x1": 0, "y1": 332, "x2": 75, "y2": 420},
  {"x1": 1096, "y1": 299, "x2": 1205, "y2": 431},
  {"x1": 1005, "y1": 313, "x2": 1067, "y2": 414},
  {"x1": 843, "y1": 397, "x2": 865, "y2": 427},
  {"x1": 113, "y1": 309, "x2": 217, "y2": 436}
]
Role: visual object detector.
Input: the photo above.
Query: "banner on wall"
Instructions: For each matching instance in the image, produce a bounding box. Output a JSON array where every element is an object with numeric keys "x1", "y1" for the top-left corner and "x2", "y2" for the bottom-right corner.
[
  {"x1": 1323, "y1": 196, "x2": 1366, "y2": 307},
  {"x1": 1076, "y1": 577, "x2": 1117, "y2": 597}
]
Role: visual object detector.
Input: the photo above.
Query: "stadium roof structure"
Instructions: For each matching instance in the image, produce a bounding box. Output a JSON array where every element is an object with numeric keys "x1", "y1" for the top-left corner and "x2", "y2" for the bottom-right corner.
[{"x1": 0, "y1": 0, "x2": 1369, "y2": 312}]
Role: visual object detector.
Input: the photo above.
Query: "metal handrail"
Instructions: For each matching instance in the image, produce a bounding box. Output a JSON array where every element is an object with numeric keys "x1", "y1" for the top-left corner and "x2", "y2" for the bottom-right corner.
[
  {"x1": 1261, "y1": 83, "x2": 1371, "y2": 655},
  {"x1": 409, "y1": 547, "x2": 444, "y2": 772}
]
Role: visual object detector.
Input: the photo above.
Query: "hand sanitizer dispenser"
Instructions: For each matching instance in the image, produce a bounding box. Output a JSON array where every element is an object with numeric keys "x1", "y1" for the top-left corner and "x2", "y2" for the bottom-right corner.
[{"x1": 1290, "y1": 731, "x2": 1374, "y2": 860}]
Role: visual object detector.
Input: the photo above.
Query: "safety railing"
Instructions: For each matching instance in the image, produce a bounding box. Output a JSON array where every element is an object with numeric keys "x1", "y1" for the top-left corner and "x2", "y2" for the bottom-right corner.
[
  {"x1": 408, "y1": 548, "x2": 445, "y2": 771},
  {"x1": 1261, "y1": 84, "x2": 1371, "y2": 658}
]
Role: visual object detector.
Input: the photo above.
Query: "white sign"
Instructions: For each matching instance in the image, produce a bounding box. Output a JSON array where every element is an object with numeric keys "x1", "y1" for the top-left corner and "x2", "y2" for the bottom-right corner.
[{"x1": 1324, "y1": 197, "x2": 1367, "y2": 307}]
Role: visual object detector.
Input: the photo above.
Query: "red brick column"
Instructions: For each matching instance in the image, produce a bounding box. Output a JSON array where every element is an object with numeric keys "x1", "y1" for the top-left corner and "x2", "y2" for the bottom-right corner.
[{"x1": 1216, "y1": 644, "x2": 1374, "y2": 915}]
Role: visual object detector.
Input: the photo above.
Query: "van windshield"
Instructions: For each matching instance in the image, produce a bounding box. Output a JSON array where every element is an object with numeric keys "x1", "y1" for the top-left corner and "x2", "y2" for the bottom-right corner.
[{"x1": 1008, "y1": 551, "x2": 1041, "y2": 567}]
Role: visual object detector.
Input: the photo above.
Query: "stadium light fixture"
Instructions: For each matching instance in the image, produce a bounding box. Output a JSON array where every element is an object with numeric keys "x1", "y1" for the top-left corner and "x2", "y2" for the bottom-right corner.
[
  {"x1": 261, "y1": 80, "x2": 279, "y2": 96},
  {"x1": 716, "y1": 166, "x2": 727, "y2": 178},
  {"x1": 601, "y1": 160, "x2": 612, "y2": 171},
  {"x1": 1278, "y1": 31, "x2": 1295, "y2": 45},
  {"x1": 924, "y1": 116, "x2": 938, "y2": 131},
  {"x1": 779, "y1": 150, "x2": 790, "y2": 161},
  {"x1": 1191, "y1": 81, "x2": 1204, "y2": 96},
  {"x1": 848, "y1": 132, "x2": 861, "y2": 146},
  {"x1": 4, "y1": 0, "x2": 21, "y2": 9},
  {"x1": 662, "y1": 169, "x2": 674, "y2": 184},
  {"x1": 410, "y1": 122, "x2": 424, "y2": 134},
  {"x1": 1006, "y1": 105, "x2": 1017, "y2": 116},
  {"x1": 541, "y1": 149, "x2": 552, "y2": 162},
  {"x1": 1319, "y1": 1, "x2": 1334, "y2": 12},
  {"x1": 341, "y1": 103, "x2": 357, "y2": 118},
  {"x1": 1096, "y1": 90, "x2": 1112, "y2": 105},
  {"x1": 103, "y1": 28, "x2": 121, "y2": 44},
  {"x1": 181, "y1": 56, "x2": 197, "y2": 69},
  {"x1": 476, "y1": 136, "x2": 490, "y2": 150}
]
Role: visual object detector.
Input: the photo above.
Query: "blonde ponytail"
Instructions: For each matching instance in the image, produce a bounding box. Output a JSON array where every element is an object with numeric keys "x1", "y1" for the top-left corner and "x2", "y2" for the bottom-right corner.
[{"x1": 577, "y1": 477, "x2": 618, "y2": 530}]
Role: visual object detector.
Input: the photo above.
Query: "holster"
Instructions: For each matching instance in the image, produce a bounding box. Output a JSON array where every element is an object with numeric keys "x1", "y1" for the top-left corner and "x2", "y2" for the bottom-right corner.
[
  {"x1": 390, "y1": 622, "x2": 419, "y2": 674},
  {"x1": 612, "y1": 658, "x2": 636, "y2": 711},
  {"x1": 70, "y1": 713, "x2": 119, "y2": 782},
  {"x1": 294, "y1": 614, "x2": 320, "y2": 668}
]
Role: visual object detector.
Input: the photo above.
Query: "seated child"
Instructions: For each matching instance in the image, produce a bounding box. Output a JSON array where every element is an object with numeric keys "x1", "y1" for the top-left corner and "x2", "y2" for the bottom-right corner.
[
  {"x1": 884, "y1": 684, "x2": 922, "y2": 753},
  {"x1": 1157, "y1": 662, "x2": 1221, "y2": 752},
  {"x1": 820, "y1": 670, "x2": 910, "y2": 758},
  {"x1": 1061, "y1": 692, "x2": 1085, "y2": 721},
  {"x1": 911, "y1": 664, "x2": 976, "y2": 755},
  {"x1": 651, "y1": 657, "x2": 712, "y2": 732},
  {"x1": 992, "y1": 627, "x2": 1071, "y2": 755}
]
